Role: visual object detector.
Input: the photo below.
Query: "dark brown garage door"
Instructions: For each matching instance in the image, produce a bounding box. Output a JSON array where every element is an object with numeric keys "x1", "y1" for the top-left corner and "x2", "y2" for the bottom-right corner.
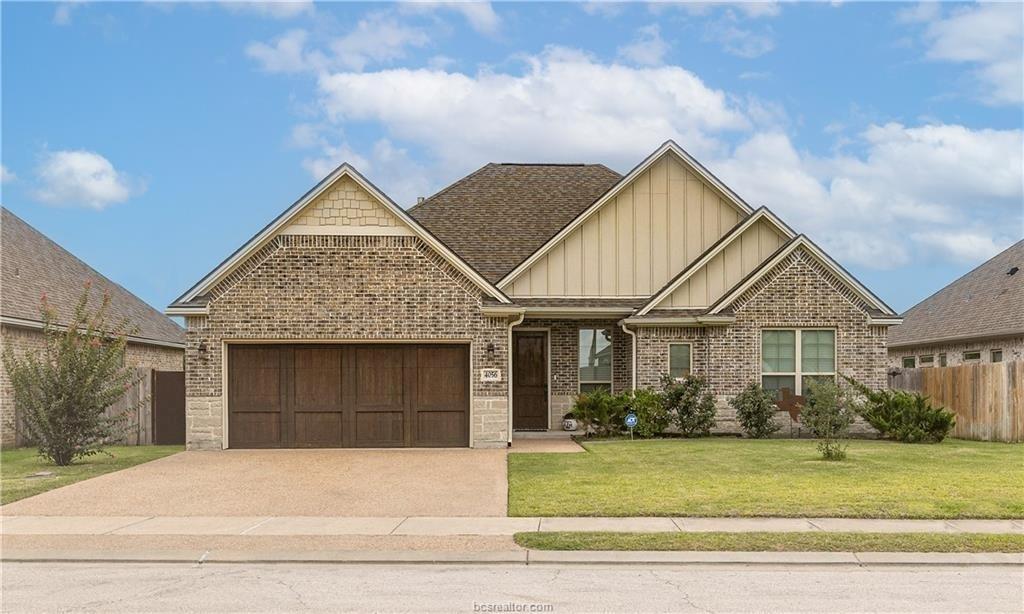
[{"x1": 228, "y1": 344, "x2": 469, "y2": 448}]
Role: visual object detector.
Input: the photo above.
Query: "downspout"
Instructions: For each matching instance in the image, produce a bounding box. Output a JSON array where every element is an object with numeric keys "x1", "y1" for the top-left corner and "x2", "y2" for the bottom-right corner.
[
  {"x1": 507, "y1": 311, "x2": 526, "y2": 446},
  {"x1": 620, "y1": 321, "x2": 637, "y2": 391}
]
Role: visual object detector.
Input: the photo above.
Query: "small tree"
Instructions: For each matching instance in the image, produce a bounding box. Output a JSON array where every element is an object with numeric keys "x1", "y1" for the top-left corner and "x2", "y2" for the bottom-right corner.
[
  {"x1": 661, "y1": 374, "x2": 717, "y2": 437},
  {"x1": 622, "y1": 388, "x2": 670, "y2": 438},
  {"x1": 799, "y1": 379, "x2": 855, "y2": 460},
  {"x1": 730, "y1": 382, "x2": 781, "y2": 439},
  {"x1": 2, "y1": 284, "x2": 142, "y2": 465}
]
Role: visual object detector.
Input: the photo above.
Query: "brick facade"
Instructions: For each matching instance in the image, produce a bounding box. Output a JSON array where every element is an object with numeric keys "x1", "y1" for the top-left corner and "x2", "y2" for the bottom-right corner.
[
  {"x1": 184, "y1": 234, "x2": 510, "y2": 450},
  {"x1": 888, "y1": 335, "x2": 1024, "y2": 368},
  {"x1": 0, "y1": 324, "x2": 183, "y2": 447}
]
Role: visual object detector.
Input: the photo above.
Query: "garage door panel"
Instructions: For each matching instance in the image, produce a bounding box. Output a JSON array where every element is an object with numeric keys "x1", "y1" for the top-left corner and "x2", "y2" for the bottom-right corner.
[
  {"x1": 354, "y1": 347, "x2": 405, "y2": 409},
  {"x1": 293, "y1": 348, "x2": 342, "y2": 411},
  {"x1": 294, "y1": 412, "x2": 343, "y2": 446},
  {"x1": 416, "y1": 411, "x2": 466, "y2": 447},
  {"x1": 356, "y1": 411, "x2": 405, "y2": 447},
  {"x1": 230, "y1": 347, "x2": 282, "y2": 413},
  {"x1": 232, "y1": 412, "x2": 282, "y2": 447},
  {"x1": 415, "y1": 346, "x2": 468, "y2": 409}
]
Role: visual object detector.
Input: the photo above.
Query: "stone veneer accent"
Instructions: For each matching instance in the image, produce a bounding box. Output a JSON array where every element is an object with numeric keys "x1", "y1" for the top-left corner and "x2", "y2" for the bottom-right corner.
[
  {"x1": 185, "y1": 234, "x2": 509, "y2": 449},
  {"x1": 1, "y1": 324, "x2": 183, "y2": 447},
  {"x1": 633, "y1": 247, "x2": 886, "y2": 436},
  {"x1": 888, "y1": 335, "x2": 1024, "y2": 368},
  {"x1": 513, "y1": 319, "x2": 632, "y2": 430}
]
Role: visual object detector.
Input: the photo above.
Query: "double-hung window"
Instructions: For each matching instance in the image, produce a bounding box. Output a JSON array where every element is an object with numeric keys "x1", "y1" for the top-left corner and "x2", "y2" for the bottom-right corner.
[
  {"x1": 761, "y1": 329, "x2": 835, "y2": 398},
  {"x1": 668, "y1": 343, "x2": 691, "y2": 379},
  {"x1": 579, "y1": 328, "x2": 612, "y2": 393}
]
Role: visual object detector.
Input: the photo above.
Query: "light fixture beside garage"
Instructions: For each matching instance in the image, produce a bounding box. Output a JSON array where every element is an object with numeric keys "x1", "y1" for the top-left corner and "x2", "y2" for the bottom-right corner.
[{"x1": 486, "y1": 342, "x2": 496, "y2": 355}]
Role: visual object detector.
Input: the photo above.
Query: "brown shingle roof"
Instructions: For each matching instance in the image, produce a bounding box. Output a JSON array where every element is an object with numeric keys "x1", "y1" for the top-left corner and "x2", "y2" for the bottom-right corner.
[
  {"x1": 888, "y1": 239, "x2": 1024, "y2": 347},
  {"x1": 1, "y1": 208, "x2": 185, "y2": 346},
  {"x1": 407, "y1": 163, "x2": 622, "y2": 282}
]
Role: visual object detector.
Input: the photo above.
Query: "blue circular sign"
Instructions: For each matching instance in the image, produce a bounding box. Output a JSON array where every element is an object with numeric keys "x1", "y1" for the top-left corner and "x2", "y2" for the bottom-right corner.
[{"x1": 624, "y1": 413, "x2": 638, "y2": 428}]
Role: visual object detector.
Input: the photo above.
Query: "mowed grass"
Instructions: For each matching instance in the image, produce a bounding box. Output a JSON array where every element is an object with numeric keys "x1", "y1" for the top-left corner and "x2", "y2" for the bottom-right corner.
[
  {"x1": 507, "y1": 438, "x2": 1024, "y2": 518},
  {"x1": 514, "y1": 531, "x2": 1024, "y2": 553},
  {"x1": 1, "y1": 446, "x2": 183, "y2": 505}
]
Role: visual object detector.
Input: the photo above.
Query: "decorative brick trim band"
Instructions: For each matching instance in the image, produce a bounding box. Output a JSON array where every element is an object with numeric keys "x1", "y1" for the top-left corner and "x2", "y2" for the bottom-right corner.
[
  {"x1": 411, "y1": 239, "x2": 483, "y2": 303},
  {"x1": 638, "y1": 327, "x2": 708, "y2": 339},
  {"x1": 208, "y1": 237, "x2": 284, "y2": 301},
  {"x1": 731, "y1": 248, "x2": 872, "y2": 315}
]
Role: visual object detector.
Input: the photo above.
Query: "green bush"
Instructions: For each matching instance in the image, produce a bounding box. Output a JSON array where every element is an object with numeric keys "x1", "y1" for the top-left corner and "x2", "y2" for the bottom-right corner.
[
  {"x1": 572, "y1": 389, "x2": 625, "y2": 437},
  {"x1": 800, "y1": 379, "x2": 855, "y2": 460},
  {"x1": 622, "y1": 388, "x2": 670, "y2": 438},
  {"x1": 661, "y1": 374, "x2": 717, "y2": 437},
  {"x1": 844, "y1": 377, "x2": 956, "y2": 443},
  {"x1": 730, "y1": 383, "x2": 781, "y2": 439}
]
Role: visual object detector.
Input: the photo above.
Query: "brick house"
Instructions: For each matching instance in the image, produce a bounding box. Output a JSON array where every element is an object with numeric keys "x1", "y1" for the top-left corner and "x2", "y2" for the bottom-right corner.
[
  {"x1": 168, "y1": 141, "x2": 900, "y2": 450},
  {"x1": 1, "y1": 208, "x2": 185, "y2": 447},
  {"x1": 888, "y1": 240, "x2": 1023, "y2": 369}
]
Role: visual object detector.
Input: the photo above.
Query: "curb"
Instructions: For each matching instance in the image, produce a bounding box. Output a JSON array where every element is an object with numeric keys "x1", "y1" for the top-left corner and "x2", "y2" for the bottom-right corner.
[{"x1": 3, "y1": 550, "x2": 1021, "y2": 567}]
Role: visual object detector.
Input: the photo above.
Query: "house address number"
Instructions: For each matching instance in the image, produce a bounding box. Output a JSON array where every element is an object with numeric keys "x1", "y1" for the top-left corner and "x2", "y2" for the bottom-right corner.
[{"x1": 480, "y1": 368, "x2": 502, "y2": 382}]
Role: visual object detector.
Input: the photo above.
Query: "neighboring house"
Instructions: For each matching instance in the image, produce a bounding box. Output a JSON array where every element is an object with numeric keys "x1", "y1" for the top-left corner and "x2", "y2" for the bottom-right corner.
[
  {"x1": 168, "y1": 141, "x2": 900, "y2": 450},
  {"x1": 1, "y1": 208, "x2": 185, "y2": 447},
  {"x1": 888, "y1": 240, "x2": 1023, "y2": 369}
]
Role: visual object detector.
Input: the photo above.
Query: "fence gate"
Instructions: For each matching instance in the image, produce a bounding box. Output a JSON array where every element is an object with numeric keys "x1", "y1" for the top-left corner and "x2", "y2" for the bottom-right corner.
[{"x1": 152, "y1": 370, "x2": 185, "y2": 445}]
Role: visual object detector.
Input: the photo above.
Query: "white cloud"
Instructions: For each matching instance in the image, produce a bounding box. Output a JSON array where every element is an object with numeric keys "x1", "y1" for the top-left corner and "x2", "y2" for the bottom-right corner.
[
  {"x1": 400, "y1": 2, "x2": 501, "y2": 35},
  {"x1": 246, "y1": 15, "x2": 429, "y2": 73},
  {"x1": 704, "y1": 18, "x2": 775, "y2": 58},
  {"x1": 661, "y1": 2, "x2": 781, "y2": 19},
  {"x1": 913, "y1": 3, "x2": 1023, "y2": 105},
  {"x1": 33, "y1": 150, "x2": 143, "y2": 210},
  {"x1": 711, "y1": 123, "x2": 1023, "y2": 267},
  {"x1": 581, "y1": 2, "x2": 625, "y2": 18},
  {"x1": 315, "y1": 46, "x2": 749, "y2": 179},
  {"x1": 221, "y1": 1, "x2": 313, "y2": 19},
  {"x1": 617, "y1": 24, "x2": 670, "y2": 66},
  {"x1": 53, "y1": 1, "x2": 85, "y2": 26},
  {"x1": 0, "y1": 165, "x2": 15, "y2": 183}
]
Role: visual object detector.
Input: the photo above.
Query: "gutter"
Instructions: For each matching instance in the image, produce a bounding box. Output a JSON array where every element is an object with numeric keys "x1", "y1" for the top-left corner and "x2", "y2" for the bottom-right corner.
[
  {"x1": 506, "y1": 311, "x2": 526, "y2": 446},
  {"x1": 619, "y1": 321, "x2": 637, "y2": 391},
  {"x1": 887, "y1": 328, "x2": 1024, "y2": 350},
  {"x1": 621, "y1": 315, "x2": 735, "y2": 327},
  {"x1": 0, "y1": 316, "x2": 185, "y2": 350}
]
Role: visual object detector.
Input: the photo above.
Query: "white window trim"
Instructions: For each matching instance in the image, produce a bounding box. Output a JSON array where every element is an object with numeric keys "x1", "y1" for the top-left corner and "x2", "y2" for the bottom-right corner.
[
  {"x1": 761, "y1": 328, "x2": 837, "y2": 395},
  {"x1": 990, "y1": 349, "x2": 1003, "y2": 362},
  {"x1": 667, "y1": 342, "x2": 693, "y2": 380},
  {"x1": 919, "y1": 354, "x2": 934, "y2": 367},
  {"x1": 938, "y1": 353, "x2": 947, "y2": 367},
  {"x1": 578, "y1": 326, "x2": 614, "y2": 393},
  {"x1": 963, "y1": 350, "x2": 982, "y2": 362},
  {"x1": 902, "y1": 356, "x2": 916, "y2": 368}
]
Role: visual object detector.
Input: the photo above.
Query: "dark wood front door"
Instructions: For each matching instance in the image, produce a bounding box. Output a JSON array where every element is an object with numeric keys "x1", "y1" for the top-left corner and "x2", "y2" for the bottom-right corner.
[
  {"x1": 228, "y1": 344, "x2": 469, "y2": 448},
  {"x1": 513, "y1": 331, "x2": 548, "y2": 430}
]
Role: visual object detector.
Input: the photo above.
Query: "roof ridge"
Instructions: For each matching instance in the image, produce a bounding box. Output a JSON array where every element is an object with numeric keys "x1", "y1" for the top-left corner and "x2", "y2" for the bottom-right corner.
[{"x1": 406, "y1": 162, "x2": 497, "y2": 214}]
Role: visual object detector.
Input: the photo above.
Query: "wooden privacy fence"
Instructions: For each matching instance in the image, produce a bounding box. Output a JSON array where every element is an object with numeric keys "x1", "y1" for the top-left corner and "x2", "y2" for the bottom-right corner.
[
  {"x1": 888, "y1": 360, "x2": 1024, "y2": 443},
  {"x1": 104, "y1": 367, "x2": 153, "y2": 445}
]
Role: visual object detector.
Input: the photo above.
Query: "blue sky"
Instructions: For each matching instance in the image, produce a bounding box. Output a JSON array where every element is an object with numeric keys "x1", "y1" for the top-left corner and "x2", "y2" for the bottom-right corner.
[{"x1": 2, "y1": 1, "x2": 1022, "y2": 315}]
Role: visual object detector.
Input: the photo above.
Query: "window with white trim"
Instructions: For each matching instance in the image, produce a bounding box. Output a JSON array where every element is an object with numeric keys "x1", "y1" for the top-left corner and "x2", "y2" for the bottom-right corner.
[
  {"x1": 963, "y1": 351, "x2": 981, "y2": 362},
  {"x1": 919, "y1": 355, "x2": 934, "y2": 367},
  {"x1": 991, "y1": 349, "x2": 1003, "y2": 363},
  {"x1": 938, "y1": 354, "x2": 947, "y2": 367},
  {"x1": 761, "y1": 329, "x2": 836, "y2": 398},
  {"x1": 579, "y1": 328, "x2": 612, "y2": 394},
  {"x1": 902, "y1": 356, "x2": 916, "y2": 369},
  {"x1": 668, "y1": 343, "x2": 691, "y2": 380}
]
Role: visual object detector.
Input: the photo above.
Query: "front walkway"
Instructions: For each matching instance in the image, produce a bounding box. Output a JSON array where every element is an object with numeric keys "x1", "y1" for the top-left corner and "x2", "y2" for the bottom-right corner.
[{"x1": 3, "y1": 515, "x2": 1020, "y2": 536}]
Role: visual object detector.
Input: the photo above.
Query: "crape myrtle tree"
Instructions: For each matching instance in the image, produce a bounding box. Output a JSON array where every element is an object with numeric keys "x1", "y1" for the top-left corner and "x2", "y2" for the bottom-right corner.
[{"x1": 2, "y1": 283, "x2": 143, "y2": 465}]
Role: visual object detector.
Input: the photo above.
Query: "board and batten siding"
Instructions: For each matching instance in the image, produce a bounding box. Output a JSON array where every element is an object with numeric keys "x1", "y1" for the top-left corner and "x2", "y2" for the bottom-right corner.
[
  {"x1": 660, "y1": 218, "x2": 787, "y2": 308},
  {"x1": 507, "y1": 154, "x2": 745, "y2": 297}
]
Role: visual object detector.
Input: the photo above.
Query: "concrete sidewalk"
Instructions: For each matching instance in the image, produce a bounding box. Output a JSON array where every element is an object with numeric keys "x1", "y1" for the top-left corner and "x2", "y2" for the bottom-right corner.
[{"x1": 3, "y1": 515, "x2": 1021, "y2": 536}]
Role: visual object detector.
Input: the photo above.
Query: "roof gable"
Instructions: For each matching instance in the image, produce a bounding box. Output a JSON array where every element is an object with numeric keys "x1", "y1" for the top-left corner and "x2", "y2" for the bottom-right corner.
[
  {"x1": 169, "y1": 165, "x2": 510, "y2": 311},
  {"x1": 407, "y1": 163, "x2": 621, "y2": 282},
  {"x1": 637, "y1": 207, "x2": 794, "y2": 314},
  {"x1": 498, "y1": 141, "x2": 756, "y2": 291},
  {"x1": 1, "y1": 208, "x2": 185, "y2": 346},
  {"x1": 888, "y1": 239, "x2": 1024, "y2": 347}
]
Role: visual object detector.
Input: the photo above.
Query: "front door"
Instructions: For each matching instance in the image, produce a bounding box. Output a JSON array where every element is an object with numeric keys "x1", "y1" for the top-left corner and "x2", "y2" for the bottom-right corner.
[{"x1": 513, "y1": 331, "x2": 548, "y2": 430}]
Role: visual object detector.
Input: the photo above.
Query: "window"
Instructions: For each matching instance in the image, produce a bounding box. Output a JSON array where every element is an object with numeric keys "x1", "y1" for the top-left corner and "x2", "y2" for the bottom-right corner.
[
  {"x1": 579, "y1": 328, "x2": 612, "y2": 393},
  {"x1": 963, "y1": 351, "x2": 981, "y2": 362},
  {"x1": 761, "y1": 329, "x2": 835, "y2": 398},
  {"x1": 991, "y1": 349, "x2": 1003, "y2": 363},
  {"x1": 938, "y1": 354, "x2": 947, "y2": 367},
  {"x1": 902, "y1": 356, "x2": 916, "y2": 368},
  {"x1": 668, "y1": 344, "x2": 691, "y2": 379},
  {"x1": 919, "y1": 355, "x2": 934, "y2": 367}
]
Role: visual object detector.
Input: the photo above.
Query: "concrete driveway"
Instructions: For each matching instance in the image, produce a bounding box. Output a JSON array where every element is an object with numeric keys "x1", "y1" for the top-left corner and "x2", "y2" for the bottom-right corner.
[{"x1": 1, "y1": 449, "x2": 508, "y2": 517}]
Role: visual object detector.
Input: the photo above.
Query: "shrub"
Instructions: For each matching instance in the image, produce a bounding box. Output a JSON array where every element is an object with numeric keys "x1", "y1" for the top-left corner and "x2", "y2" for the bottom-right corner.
[
  {"x1": 730, "y1": 383, "x2": 781, "y2": 439},
  {"x1": 800, "y1": 379, "x2": 855, "y2": 460},
  {"x1": 571, "y1": 389, "x2": 625, "y2": 437},
  {"x1": 844, "y1": 377, "x2": 955, "y2": 443},
  {"x1": 622, "y1": 388, "x2": 670, "y2": 438},
  {"x1": 661, "y1": 374, "x2": 717, "y2": 437},
  {"x1": 1, "y1": 285, "x2": 142, "y2": 466}
]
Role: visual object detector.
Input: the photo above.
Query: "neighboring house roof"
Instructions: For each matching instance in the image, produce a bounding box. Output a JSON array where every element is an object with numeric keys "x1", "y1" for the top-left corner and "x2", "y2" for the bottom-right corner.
[
  {"x1": 169, "y1": 164, "x2": 511, "y2": 312},
  {"x1": 888, "y1": 239, "x2": 1024, "y2": 348},
  {"x1": 407, "y1": 163, "x2": 622, "y2": 283},
  {"x1": 1, "y1": 207, "x2": 185, "y2": 347}
]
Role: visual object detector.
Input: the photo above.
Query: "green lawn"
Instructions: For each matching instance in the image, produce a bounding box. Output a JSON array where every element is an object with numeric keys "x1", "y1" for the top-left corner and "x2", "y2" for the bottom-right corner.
[
  {"x1": 508, "y1": 438, "x2": 1024, "y2": 519},
  {"x1": 1, "y1": 446, "x2": 182, "y2": 505},
  {"x1": 514, "y1": 531, "x2": 1024, "y2": 553}
]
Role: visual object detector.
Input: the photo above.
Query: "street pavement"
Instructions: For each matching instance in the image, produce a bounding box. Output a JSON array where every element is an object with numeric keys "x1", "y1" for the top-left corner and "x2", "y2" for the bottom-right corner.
[{"x1": 2, "y1": 561, "x2": 1020, "y2": 613}]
